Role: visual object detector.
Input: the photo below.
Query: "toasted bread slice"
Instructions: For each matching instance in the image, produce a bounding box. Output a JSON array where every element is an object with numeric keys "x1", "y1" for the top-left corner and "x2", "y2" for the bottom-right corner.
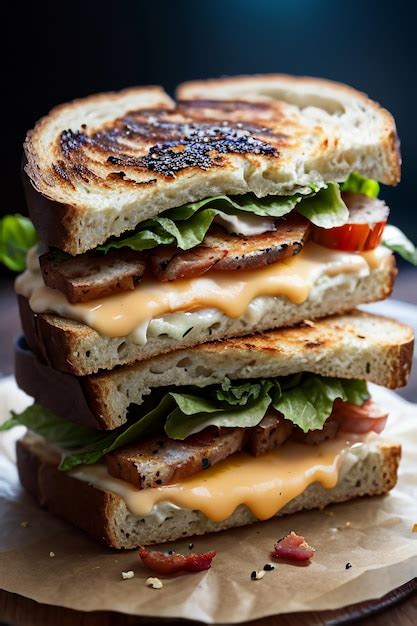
[
  {"x1": 15, "y1": 311, "x2": 414, "y2": 430},
  {"x1": 17, "y1": 433, "x2": 401, "y2": 548},
  {"x1": 24, "y1": 76, "x2": 399, "y2": 255},
  {"x1": 17, "y1": 252, "x2": 396, "y2": 376}
]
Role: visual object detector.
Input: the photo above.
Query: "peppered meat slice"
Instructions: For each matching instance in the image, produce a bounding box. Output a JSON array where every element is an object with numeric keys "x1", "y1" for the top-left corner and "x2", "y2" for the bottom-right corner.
[
  {"x1": 247, "y1": 410, "x2": 294, "y2": 456},
  {"x1": 40, "y1": 248, "x2": 146, "y2": 304},
  {"x1": 105, "y1": 428, "x2": 245, "y2": 489},
  {"x1": 150, "y1": 245, "x2": 227, "y2": 281},
  {"x1": 150, "y1": 211, "x2": 311, "y2": 281}
]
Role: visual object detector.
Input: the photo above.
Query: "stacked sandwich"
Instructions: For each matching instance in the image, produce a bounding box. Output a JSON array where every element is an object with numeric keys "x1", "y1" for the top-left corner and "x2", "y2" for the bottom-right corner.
[{"x1": 4, "y1": 75, "x2": 415, "y2": 548}]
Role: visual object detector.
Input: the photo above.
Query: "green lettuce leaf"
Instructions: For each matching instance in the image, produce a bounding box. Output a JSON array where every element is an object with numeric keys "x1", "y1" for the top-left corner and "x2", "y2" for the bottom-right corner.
[
  {"x1": 382, "y1": 225, "x2": 417, "y2": 266},
  {"x1": 168, "y1": 392, "x2": 222, "y2": 415},
  {"x1": 297, "y1": 183, "x2": 348, "y2": 228},
  {"x1": 273, "y1": 377, "x2": 370, "y2": 433},
  {"x1": 0, "y1": 214, "x2": 38, "y2": 272},
  {"x1": 166, "y1": 194, "x2": 304, "y2": 220},
  {"x1": 341, "y1": 172, "x2": 380, "y2": 198},
  {"x1": 0, "y1": 405, "x2": 104, "y2": 449},
  {"x1": 3, "y1": 375, "x2": 369, "y2": 470},
  {"x1": 97, "y1": 185, "x2": 350, "y2": 254},
  {"x1": 215, "y1": 377, "x2": 272, "y2": 406},
  {"x1": 165, "y1": 391, "x2": 272, "y2": 440},
  {"x1": 97, "y1": 193, "x2": 306, "y2": 254},
  {"x1": 60, "y1": 395, "x2": 172, "y2": 471}
]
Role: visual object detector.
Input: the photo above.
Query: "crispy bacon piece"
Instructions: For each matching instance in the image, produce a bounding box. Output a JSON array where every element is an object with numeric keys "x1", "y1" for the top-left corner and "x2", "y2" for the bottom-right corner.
[
  {"x1": 138, "y1": 547, "x2": 217, "y2": 574},
  {"x1": 332, "y1": 399, "x2": 388, "y2": 434},
  {"x1": 272, "y1": 532, "x2": 315, "y2": 562}
]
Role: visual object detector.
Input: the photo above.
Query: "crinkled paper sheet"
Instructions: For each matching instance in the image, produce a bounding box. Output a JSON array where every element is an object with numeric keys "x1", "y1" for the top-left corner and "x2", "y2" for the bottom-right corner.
[{"x1": 0, "y1": 376, "x2": 416, "y2": 623}]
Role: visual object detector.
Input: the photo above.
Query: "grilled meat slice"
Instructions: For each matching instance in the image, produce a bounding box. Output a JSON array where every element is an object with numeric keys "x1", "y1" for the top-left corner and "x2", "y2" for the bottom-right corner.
[
  {"x1": 150, "y1": 212, "x2": 310, "y2": 281},
  {"x1": 40, "y1": 248, "x2": 146, "y2": 304},
  {"x1": 247, "y1": 410, "x2": 293, "y2": 456},
  {"x1": 150, "y1": 246, "x2": 227, "y2": 281},
  {"x1": 105, "y1": 428, "x2": 245, "y2": 489}
]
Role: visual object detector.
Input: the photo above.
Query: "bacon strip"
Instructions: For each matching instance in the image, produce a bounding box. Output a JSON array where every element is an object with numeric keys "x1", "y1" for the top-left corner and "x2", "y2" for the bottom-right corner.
[
  {"x1": 332, "y1": 399, "x2": 388, "y2": 434},
  {"x1": 272, "y1": 532, "x2": 315, "y2": 562},
  {"x1": 138, "y1": 547, "x2": 217, "y2": 574}
]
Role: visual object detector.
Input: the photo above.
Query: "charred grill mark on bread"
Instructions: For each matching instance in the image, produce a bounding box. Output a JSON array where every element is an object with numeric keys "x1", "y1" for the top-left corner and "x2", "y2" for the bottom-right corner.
[{"x1": 52, "y1": 102, "x2": 289, "y2": 189}]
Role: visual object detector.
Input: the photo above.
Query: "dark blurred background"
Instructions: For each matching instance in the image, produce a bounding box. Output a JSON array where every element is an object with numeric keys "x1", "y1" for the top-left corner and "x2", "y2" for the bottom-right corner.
[{"x1": 6, "y1": 0, "x2": 417, "y2": 247}]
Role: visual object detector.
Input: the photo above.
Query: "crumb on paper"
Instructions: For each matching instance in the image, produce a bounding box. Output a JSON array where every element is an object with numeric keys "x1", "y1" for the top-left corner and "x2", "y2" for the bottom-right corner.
[
  {"x1": 122, "y1": 571, "x2": 135, "y2": 580},
  {"x1": 250, "y1": 570, "x2": 265, "y2": 580},
  {"x1": 146, "y1": 577, "x2": 163, "y2": 589},
  {"x1": 412, "y1": 523, "x2": 417, "y2": 533},
  {"x1": 345, "y1": 521, "x2": 352, "y2": 528},
  {"x1": 49, "y1": 551, "x2": 55, "y2": 558},
  {"x1": 20, "y1": 521, "x2": 29, "y2": 528}
]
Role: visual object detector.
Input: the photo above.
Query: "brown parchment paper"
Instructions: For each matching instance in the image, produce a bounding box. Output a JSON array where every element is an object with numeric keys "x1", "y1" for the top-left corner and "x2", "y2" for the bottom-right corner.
[{"x1": 0, "y1": 376, "x2": 416, "y2": 623}]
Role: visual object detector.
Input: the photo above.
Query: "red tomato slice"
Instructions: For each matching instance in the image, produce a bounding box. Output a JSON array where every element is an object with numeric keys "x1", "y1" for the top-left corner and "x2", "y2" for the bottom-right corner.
[
  {"x1": 332, "y1": 399, "x2": 388, "y2": 434},
  {"x1": 312, "y1": 192, "x2": 389, "y2": 252}
]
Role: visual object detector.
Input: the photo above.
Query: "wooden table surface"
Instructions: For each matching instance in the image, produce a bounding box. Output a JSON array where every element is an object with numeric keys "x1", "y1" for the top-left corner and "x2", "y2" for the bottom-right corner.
[{"x1": 0, "y1": 269, "x2": 416, "y2": 626}]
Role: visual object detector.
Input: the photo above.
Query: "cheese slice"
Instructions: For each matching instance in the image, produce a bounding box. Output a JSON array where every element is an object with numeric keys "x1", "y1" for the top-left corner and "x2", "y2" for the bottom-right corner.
[
  {"x1": 70, "y1": 436, "x2": 365, "y2": 523},
  {"x1": 16, "y1": 243, "x2": 388, "y2": 339}
]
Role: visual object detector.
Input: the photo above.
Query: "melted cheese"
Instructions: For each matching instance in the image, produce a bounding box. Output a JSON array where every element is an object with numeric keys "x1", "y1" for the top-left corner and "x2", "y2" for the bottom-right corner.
[
  {"x1": 70, "y1": 436, "x2": 363, "y2": 522},
  {"x1": 16, "y1": 243, "x2": 389, "y2": 339}
]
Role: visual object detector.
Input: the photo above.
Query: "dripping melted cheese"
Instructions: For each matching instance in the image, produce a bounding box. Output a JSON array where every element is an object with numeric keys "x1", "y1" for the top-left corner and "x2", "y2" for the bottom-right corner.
[
  {"x1": 16, "y1": 243, "x2": 389, "y2": 339},
  {"x1": 70, "y1": 436, "x2": 366, "y2": 522}
]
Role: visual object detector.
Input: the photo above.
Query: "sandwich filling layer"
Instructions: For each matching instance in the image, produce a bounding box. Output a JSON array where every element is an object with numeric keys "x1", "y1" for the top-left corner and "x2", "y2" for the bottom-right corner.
[
  {"x1": 70, "y1": 435, "x2": 379, "y2": 522},
  {"x1": 16, "y1": 243, "x2": 391, "y2": 343},
  {"x1": 25, "y1": 430, "x2": 381, "y2": 523}
]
